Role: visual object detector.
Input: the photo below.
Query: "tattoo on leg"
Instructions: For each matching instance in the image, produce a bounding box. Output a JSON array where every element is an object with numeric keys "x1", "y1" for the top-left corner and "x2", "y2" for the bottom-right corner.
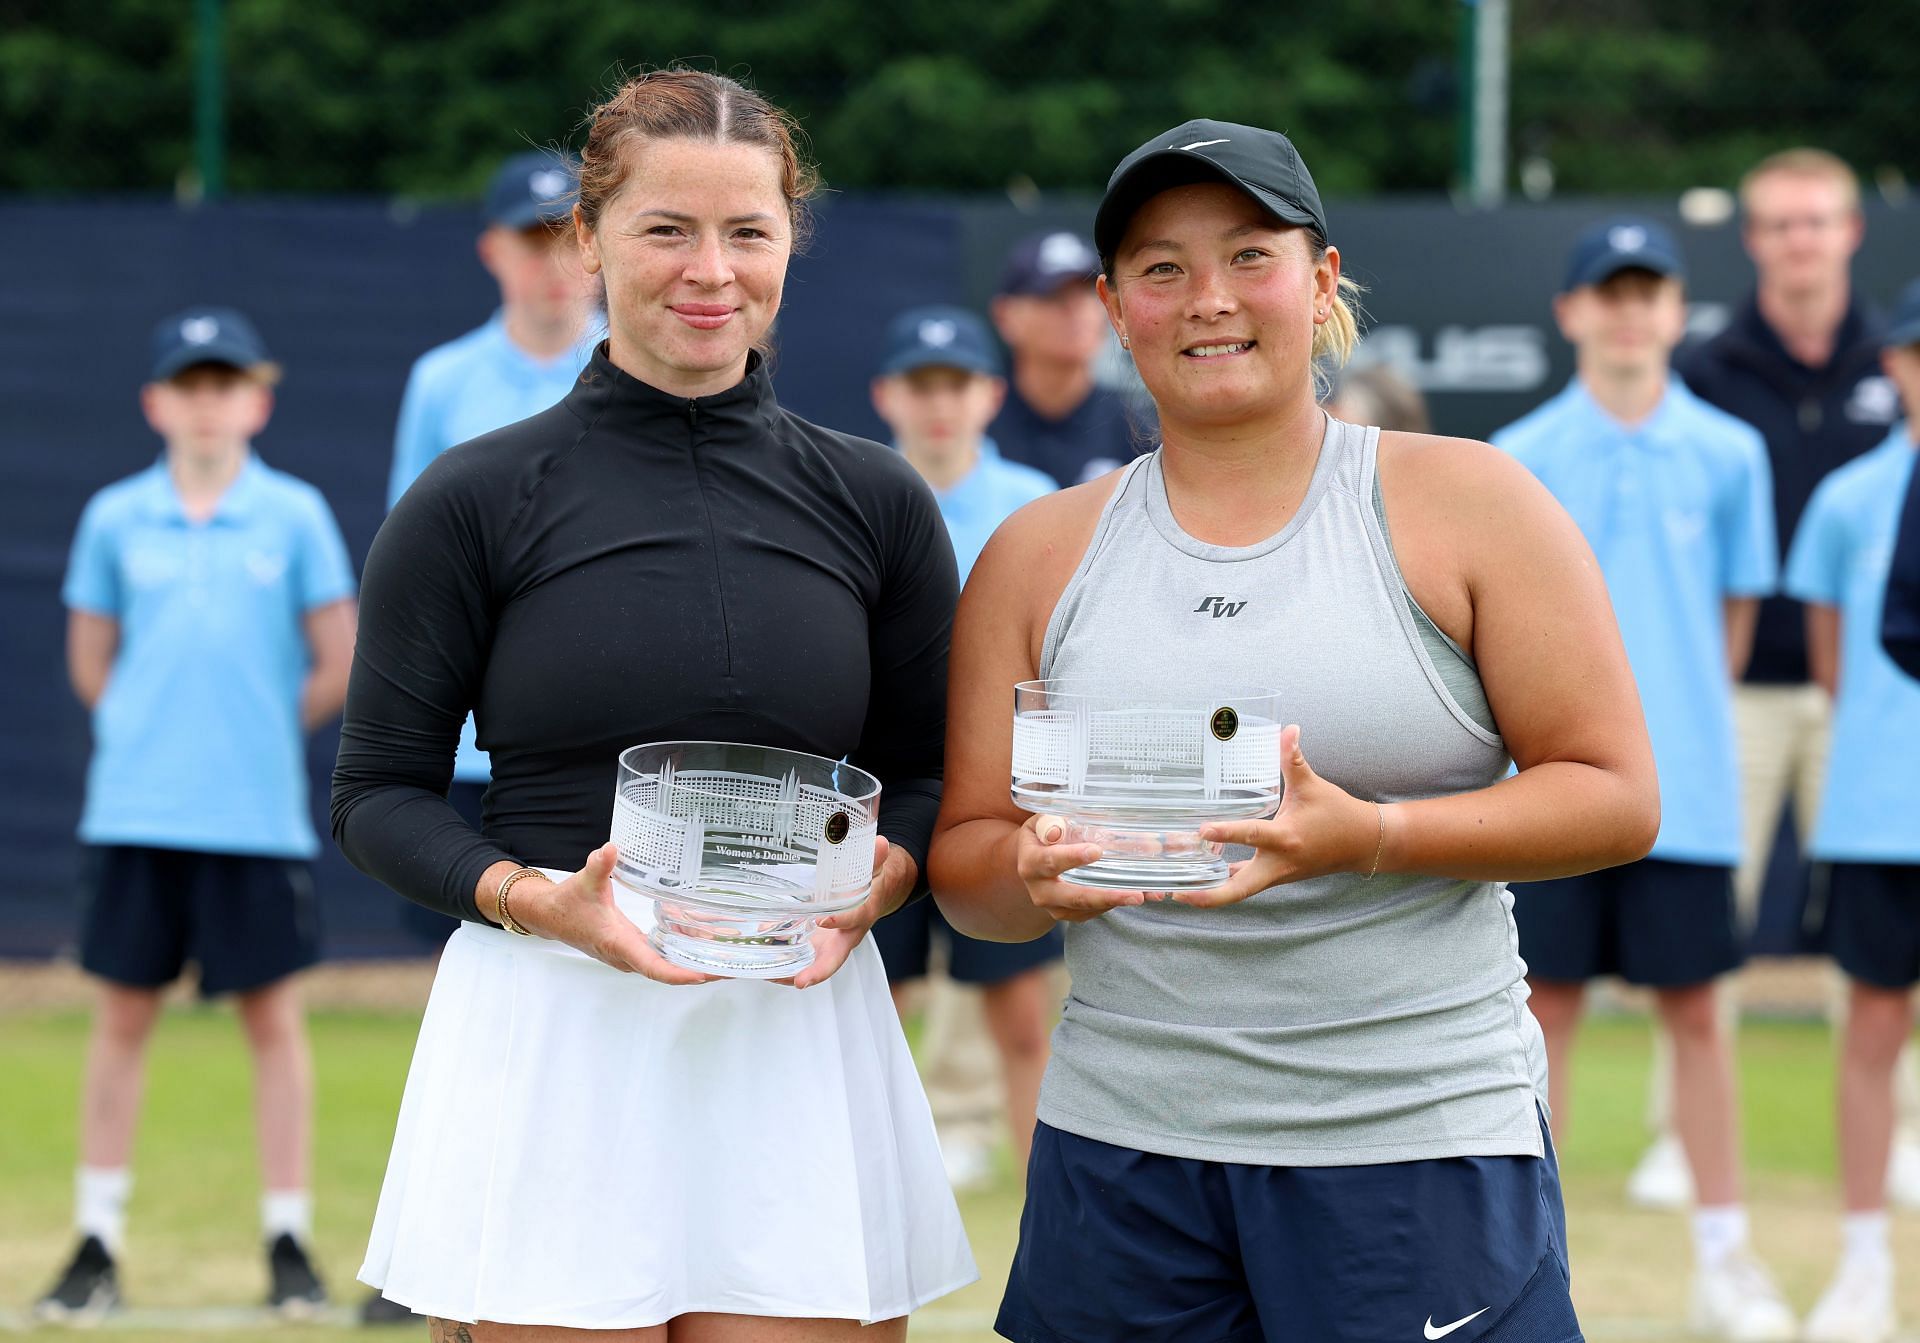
[{"x1": 428, "y1": 1320, "x2": 477, "y2": 1343}]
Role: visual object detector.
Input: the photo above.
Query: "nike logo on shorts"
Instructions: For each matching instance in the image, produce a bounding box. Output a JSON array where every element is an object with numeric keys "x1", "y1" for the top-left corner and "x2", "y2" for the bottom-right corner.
[{"x1": 1423, "y1": 1306, "x2": 1489, "y2": 1339}]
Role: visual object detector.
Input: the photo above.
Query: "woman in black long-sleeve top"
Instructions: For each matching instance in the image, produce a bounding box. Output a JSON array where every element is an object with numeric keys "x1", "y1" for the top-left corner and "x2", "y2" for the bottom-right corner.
[{"x1": 331, "y1": 69, "x2": 976, "y2": 1340}]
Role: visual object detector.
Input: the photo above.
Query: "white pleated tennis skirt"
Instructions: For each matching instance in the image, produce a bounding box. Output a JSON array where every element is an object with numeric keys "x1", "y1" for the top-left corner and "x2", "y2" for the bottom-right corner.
[{"x1": 359, "y1": 872, "x2": 977, "y2": 1329}]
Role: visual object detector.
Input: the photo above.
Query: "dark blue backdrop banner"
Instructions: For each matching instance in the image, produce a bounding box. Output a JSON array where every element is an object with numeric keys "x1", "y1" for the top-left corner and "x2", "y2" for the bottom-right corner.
[{"x1": 3, "y1": 195, "x2": 1914, "y2": 959}]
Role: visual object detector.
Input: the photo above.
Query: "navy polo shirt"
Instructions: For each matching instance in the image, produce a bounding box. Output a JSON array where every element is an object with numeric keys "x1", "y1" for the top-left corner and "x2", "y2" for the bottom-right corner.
[
  {"x1": 63, "y1": 456, "x2": 356, "y2": 858},
  {"x1": 988, "y1": 382, "x2": 1148, "y2": 487},
  {"x1": 1677, "y1": 294, "x2": 1896, "y2": 683}
]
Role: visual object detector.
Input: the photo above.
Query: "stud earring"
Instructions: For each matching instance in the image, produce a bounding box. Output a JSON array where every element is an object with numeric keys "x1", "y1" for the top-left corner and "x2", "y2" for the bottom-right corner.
[{"x1": 1121, "y1": 336, "x2": 1130, "y2": 349}]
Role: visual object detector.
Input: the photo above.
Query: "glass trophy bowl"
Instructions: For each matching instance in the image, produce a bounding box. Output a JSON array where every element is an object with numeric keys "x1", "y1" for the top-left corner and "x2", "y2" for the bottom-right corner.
[
  {"x1": 1011, "y1": 680, "x2": 1284, "y2": 891},
  {"x1": 610, "y1": 741, "x2": 880, "y2": 978}
]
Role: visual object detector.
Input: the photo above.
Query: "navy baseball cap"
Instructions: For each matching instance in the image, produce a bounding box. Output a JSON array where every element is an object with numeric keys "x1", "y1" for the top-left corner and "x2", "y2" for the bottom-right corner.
[
  {"x1": 1094, "y1": 118, "x2": 1328, "y2": 262},
  {"x1": 998, "y1": 231, "x2": 1101, "y2": 297},
  {"x1": 485, "y1": 150, "x2": 580, "y2": 230},
  {"x1": 149, "y1": 307, "x2": 274, "y2": 382},
  {"x1": 877, "y1": 305, "x2": 1003, "y2": 378},
  {"x1": 1885, "y1": 279, "x2": 1920, "y2": 349},
  {"x1": 1562, "y1": 218, "x2": 1684, "y2": 293}
]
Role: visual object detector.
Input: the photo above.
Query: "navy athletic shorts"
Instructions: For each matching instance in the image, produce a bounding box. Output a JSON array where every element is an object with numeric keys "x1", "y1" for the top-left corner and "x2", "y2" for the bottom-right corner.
[
  {"x1": 1511, "y1": 857, "x2": 1740, "y2": 988},
  {"x1": 1824, "y1": 862, "x2": 1920, "y2": 990},
  {"x1": 997, "y1": 1108, "x2": 1578, "y2": 1343},
  {"x1": 872, "y1": 896, "x2": 1062, "y2": 986},
  {"x1": 79, "y1": 844, "x2": 321, "y2": 997}
]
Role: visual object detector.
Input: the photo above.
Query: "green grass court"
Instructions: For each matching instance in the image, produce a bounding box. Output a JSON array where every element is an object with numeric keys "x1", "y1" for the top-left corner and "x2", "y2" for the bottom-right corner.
[{"x1": 4, "y1": 1006, "x2": 1920, "y2": 1340}]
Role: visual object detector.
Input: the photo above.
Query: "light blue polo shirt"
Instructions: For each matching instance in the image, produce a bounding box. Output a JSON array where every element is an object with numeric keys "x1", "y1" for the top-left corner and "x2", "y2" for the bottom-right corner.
[
  {"x1": 63, "y1": 456, "x2": 357, "y2": 859},
  {"x1": 1493, "y1": 376, "x2": 1778, "y2": 865},
  {"x1": 388, "y1": 312, "x2": 594, "y2": 781},
  {"x1": 1785, "y1": 426, "x2": 1920, "y2": 862},
  {"x1": 921, "y1": 438, "x2": 1057, "y2": 584}
]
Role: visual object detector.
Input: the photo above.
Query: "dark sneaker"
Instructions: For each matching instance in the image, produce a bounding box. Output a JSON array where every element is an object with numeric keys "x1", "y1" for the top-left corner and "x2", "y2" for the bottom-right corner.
[
  {"x1": 33, "y1": 1234, "x2": 121, "y2": 1324},
  {"x1": 359, "y1": 1289, "x2": 420, "y2": 1326},
  {"x1": 266, "y1": 1232, "x2": 329, "y2": 1317}
]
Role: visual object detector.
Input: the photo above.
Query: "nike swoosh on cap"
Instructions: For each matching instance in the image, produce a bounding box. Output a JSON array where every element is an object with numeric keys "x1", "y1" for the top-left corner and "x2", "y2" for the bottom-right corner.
[{"x1": 1423, "y1": 1307, "x2": 1490, "y2": 1340}]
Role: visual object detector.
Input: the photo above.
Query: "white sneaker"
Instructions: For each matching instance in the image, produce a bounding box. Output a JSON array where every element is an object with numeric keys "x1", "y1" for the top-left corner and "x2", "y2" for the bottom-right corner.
[
  {"x1": 1803, "y1": 1255, "x2": 1896, "y2": 1343},
  {"x1": 937, "y1": 1132, "x2": 993, "y2": 1192},
  {"x1": 1688, "y1": 1248, "x2": 1797, "y2": 1341},
  {"x1": 1626, "y1": 1133, "x2": 1695, "y2": 1210},
  {"x1": 1886, "y1": 1137, "x2": 1920, "y2": 1211}
]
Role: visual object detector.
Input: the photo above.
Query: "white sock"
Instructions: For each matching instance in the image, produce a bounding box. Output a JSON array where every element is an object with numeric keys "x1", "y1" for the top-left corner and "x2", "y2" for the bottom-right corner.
[
  {"x1": 1692, "y1": 1204, "x2": 1749, "y2": 1270},
  {"x1": 75, "y1": 1166, "x2": 132, "y2": 1255},
  {"x1": 261, "y1": 1190, "x2": 313, "y2": 1244},
  {"x1": 1842, "y1": 1210, "x2": 1892, "y2": 1268}
]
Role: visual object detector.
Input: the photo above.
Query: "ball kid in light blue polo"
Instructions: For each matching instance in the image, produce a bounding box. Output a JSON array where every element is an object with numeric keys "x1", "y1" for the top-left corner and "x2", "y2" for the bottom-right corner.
[
  {"x1": 1493, "y1": 224, "x2": 1777, "y2": 866},
  {"x1": 1787, "y1": 424, "x2": 1920, "y2": 862},
  {"x1": 387, "y1": 150, "x2": 598, "y2": 783},
  {"x1": 872, "y1": 304, "x2": 1056, "y2": 583},
  {"x1": 934, "y1": 438, "x2": 1056, "y2": 583},
  {"x1": 64, "y1": 376, "x2": 356, "y2": 859}
]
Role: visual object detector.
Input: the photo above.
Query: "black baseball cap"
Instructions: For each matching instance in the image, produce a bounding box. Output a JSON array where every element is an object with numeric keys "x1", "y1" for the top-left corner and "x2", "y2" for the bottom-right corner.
[
  {"x1": 485, "y1": 150, "x2": 580, "y2": 230},
  {"x1": 1885, "y1": 279, "x2": 1920, "y2": 349},
  {"x1": 149, "y1": 307, "x2": 275, "y2": 382},
  {"x1": 1094, "y1": 118, "x2": 1328, "y2": 262},
  {"x1": 998, "y1": 231, "x2": 1101, "y2": 297},
  {"x1": 1561, "y1": 217, "x2": 1684, "y2": 293},
  {"x1": 877, "y1": 305, "x2": 1002, "y2": 378}
]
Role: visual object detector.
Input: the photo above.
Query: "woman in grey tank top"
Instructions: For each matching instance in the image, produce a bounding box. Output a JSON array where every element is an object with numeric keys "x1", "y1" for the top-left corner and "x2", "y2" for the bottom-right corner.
[{"x1": 928, "y1": 122, "x2": 1660, "y2": 1343}]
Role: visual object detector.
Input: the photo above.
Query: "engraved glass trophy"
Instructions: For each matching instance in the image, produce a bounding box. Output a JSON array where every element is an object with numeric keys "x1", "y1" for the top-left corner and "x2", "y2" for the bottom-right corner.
[
  {"x1": 610, "y1": 742, "x2": 880, "y2": 977},
  {"x1": 1010, "y1": 681, "x2": 1284, "y2": 890}
]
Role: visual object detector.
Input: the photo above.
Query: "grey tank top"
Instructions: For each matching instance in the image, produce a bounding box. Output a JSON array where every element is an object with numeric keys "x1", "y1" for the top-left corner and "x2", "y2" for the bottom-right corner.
[{"x1": 1036, "y1": 415, "x2": 1549, "y2": 1165}]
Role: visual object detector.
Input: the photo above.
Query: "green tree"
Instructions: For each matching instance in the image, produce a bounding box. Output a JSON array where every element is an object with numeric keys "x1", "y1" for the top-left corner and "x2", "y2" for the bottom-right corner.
[{"x1": 2, "y1": 0, "x2": 1913, "y2": 199}]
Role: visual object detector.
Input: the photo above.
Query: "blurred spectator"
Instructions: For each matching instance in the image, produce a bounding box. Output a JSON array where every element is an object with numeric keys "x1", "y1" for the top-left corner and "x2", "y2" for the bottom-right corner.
[
  {"x1": 868, "y1": 304, "x2": 1060, "y2": 1182},
  {"x1": 36, "y1": 309, "x2": 357, "y2": 1323},
  {"x1": 379, "y1": 150, "x2": 596, "y2": 949},
  {"x1": 1676, "y1": 148, "x2": 1895, "y2": 928},
  {"x1": 1325, "y1": 362, "x2": 1432, "y2": 433},
  {"x1": 989, "y1": 230, "x2": 1147, "y2": 486},
  {"x1": 1494, "y1": 219, "x2": 1797, "y2": 1340},
  {"x1": 1784, "y1": 278, "x2": 1920, "y2": 1342}
]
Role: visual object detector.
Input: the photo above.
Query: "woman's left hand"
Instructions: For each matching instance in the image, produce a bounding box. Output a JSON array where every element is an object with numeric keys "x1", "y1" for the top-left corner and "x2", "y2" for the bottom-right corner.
[
  {"x1": 1180, "y1": 725, "x2": 1380, "y2": 908},
  {"x1": 784, "y1": 836, "x2": 913, "y2": 989}
]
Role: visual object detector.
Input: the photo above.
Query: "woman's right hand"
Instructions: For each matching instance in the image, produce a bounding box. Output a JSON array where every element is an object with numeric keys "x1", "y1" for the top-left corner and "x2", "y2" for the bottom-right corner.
[
  {"x1": 1015, "y1": 814, "x2": 1158, "y2": 924},
  {"x1": 509, "y1": 842, "x2": 716, "y2": 985}
]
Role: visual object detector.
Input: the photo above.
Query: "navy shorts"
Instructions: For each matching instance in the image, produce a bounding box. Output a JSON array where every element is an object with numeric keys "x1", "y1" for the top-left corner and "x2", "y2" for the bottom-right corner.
[
  {"x1": 1512, "y1": 857, "x2": 1740, "y2": 988},
  {"x1": 871, "y1": 896, "x2": 1062, "y2": 987},
  {"x1": 1824, "y1": 862, "x2": 1920, "y2": 990},
  {"x1": 79, "y1": 845, "x2": 321, "y2": 997},
  {"x1": 998, "y1": 1109, "x2": 1578, "y2": 1343}
]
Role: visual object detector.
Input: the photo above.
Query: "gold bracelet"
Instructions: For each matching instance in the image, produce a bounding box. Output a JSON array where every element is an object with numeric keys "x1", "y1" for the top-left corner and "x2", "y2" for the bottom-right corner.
[
  {"x1": 1364, "y1": 803, "x2": 1386, "y2": 881},
  {"x1": 494, "y1": 867, "x2": 539, "y2": 936}
]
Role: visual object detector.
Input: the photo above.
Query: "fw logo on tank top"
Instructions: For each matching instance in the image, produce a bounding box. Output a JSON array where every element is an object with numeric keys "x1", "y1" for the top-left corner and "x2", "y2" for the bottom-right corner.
[{"x1": 1193, "y1": 595, "x2": 1249, "y2": 618}]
